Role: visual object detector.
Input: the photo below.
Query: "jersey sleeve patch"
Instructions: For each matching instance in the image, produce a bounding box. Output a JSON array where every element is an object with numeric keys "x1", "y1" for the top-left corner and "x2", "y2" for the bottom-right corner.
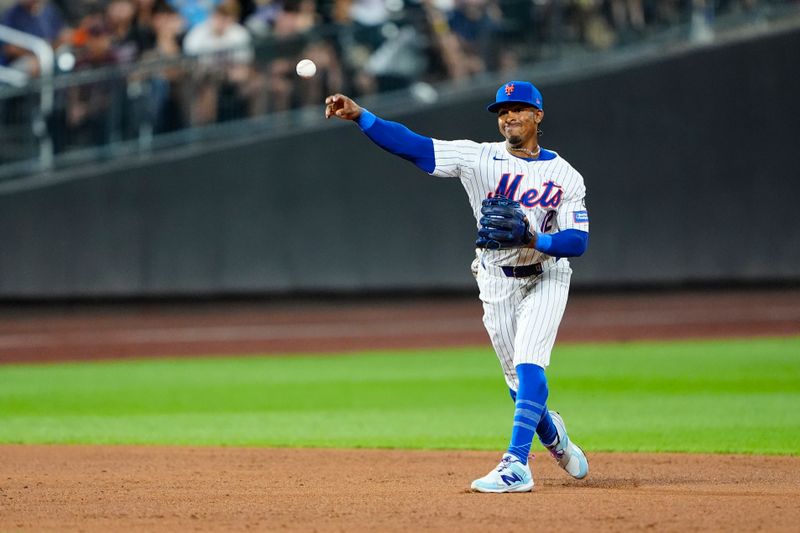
[{"x1": 573, "y1": 210, "x2": 589, "y2": 223}]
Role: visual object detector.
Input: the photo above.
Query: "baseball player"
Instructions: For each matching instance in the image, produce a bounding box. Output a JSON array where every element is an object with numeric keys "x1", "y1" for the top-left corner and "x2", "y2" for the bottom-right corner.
[{"x1": 325, "y1": 81, "x2": 590, "y2": 493}]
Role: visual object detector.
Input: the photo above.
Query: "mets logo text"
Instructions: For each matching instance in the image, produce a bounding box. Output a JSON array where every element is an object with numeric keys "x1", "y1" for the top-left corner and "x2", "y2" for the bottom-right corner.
[
  {"x1": 489, "y1": 174, "x2": 563, "y2": 208},
  {"x1": 505, "y1": 83, "x2": 515, "y2": 96}
]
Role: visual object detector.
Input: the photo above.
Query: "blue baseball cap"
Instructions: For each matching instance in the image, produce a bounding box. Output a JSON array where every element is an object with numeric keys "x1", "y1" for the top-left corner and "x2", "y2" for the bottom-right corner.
[{"x1": 487, "y1": 81, "x2": 543, "y2": 112}]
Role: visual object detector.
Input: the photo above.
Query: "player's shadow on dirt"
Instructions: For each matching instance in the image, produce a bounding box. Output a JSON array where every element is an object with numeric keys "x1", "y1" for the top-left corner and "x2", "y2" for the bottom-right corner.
[
  {"x1": 547, "y1": 476, "x2": 719, "y2": 489},
  {"x1": 545, "y1": 477, "x2": 642, "y2": 489},
  {"x1": 460, "y1": 478, "x2": 643, "y2": 494}
]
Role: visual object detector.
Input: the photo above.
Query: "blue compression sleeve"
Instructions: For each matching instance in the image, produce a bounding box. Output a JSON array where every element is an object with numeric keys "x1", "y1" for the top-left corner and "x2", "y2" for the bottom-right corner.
[
  {"x1": 357, "y1": 110, "x2": 436, "y2": 173},
  {"x1": 534, "y1": 229, "x2": 588, "y2": 257}
]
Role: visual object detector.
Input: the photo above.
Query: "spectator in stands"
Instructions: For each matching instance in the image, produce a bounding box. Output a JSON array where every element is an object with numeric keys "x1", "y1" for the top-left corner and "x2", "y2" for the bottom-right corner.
[
  {"x1": 272, "y1": 0, "x2": 317, "y2": 37},
  {"x1": 0, "y1": 0, "x2": 69, "y2": 77},
  {"x1": 447, "y1": 0, "x2": 503, "y2": 74},
  {"x1": 68, "y1": 3, "x2": 109, "y2": 66},
  {"x1": 107, "y1": 0, "x2": 141, "y2": 63},
  {"x1": 329, "y1": 0, "x2": 385, "y2": 94},
  {"x1": 167, "y1": 0, "x2": 222, "y2": 29},
  {"x1": 64, "y1": 6, "x2": 118, "y2": 146},
  {"x1": 49, "y1": 0, "x2": 90, "y2": 25},
  {"x1": 128, "y1": 0, "x2": 170, "y2": 54},
  {"x1": 608, "y1": 0, "x2": 646, "y2": 39},
  {"x1": 569, "y1": 0, "x2": 616, "y2": 49},
  {"x1": 141, "y1": 1, "x2": 184, "y2": 59},
  {"x1": 184, "y1": 2, "x2": 252, "y2": 66},
  {"x1": 244, "y1": 0, "x2": 283, "y2": 38},
  {"x1": 346, "y1": 0, "x2": 391, "y2": 43},
  {"x1": 255, "y1": 0, "x2": 319, "y2": 111},
  {"x1": 139, "y1": 2, "x2": 188, "y2": 132},
  {"x1": 417, "y1": 0, "x2": 473, "y2": 80},
  {"x1": 362, "y1": 21, "x2": 427, "y2": 91},
  {"x1": 183, "y1": 2, "x2": 265, "y2": 123},
  {"x1": 498, "y1": 0, "x2": 555, "y2": 61},
  {"x1": 134, "y1": 0, "x2": 157, "y2": 30},
  {"x1": 335, "y1": 0, "x2": 390, "y2": 56}
]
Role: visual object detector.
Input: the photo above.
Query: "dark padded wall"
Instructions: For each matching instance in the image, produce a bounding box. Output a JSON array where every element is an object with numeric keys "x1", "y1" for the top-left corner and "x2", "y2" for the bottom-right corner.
[
  {"x1": 0, "y1": 127, "x2": 475, "y2": 297},
  {"x1": 1, "y1": 28, "x2": 798, "y2": 297},
  {"x1": 548, "y1": 31, "x2": 800, "y2": 284}
]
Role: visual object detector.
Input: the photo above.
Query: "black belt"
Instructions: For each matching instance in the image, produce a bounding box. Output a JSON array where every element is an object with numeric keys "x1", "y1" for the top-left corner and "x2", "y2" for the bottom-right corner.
[{"x1": 501, "y1": 263, "x2": 544, "y2": 278}]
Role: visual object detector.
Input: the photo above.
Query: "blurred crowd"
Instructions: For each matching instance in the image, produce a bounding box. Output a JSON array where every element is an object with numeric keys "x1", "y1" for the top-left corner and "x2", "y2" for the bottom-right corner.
[{"x1": 0, "y1": 0, "x2": 772, "y2": 151}]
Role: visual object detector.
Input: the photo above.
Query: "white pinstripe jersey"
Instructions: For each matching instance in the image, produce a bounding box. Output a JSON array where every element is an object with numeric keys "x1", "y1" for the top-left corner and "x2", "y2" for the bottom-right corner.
[{"x1": 431, "y1": 139, "x2": 589, "y2": 268}]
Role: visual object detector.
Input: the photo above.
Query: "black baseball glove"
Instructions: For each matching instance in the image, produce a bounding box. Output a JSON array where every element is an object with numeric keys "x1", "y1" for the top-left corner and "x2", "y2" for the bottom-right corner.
[{"x1": 476, "y1": 196, "x2": 534, "y2": 250}]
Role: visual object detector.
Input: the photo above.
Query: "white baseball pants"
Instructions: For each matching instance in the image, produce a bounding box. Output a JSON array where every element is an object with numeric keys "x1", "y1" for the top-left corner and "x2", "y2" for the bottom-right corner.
[{"x1": 476, "y1": 257, "x2": 572, "y2": 391}]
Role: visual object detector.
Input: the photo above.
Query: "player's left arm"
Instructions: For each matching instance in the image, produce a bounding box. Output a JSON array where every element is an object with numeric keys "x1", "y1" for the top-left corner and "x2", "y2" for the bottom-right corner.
[
  {"x1": 527, "y1": 176, "x2": 589, "y2": 257},
  {"x1": 529, "y1": 229, "x2": 588, "y2": 257}
]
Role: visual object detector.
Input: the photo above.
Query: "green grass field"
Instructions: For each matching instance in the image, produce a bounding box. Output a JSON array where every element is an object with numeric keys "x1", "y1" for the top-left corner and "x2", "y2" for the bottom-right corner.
[{"x1": 1, "y1": 337, "x2": 798, "y2": 454}]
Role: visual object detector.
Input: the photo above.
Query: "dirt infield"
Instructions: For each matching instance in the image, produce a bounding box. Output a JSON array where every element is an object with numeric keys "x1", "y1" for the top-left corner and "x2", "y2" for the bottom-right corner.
[
  {"x1": 1, "y1": 446, "x2": 799, "y2": 532},
  {"x1": 1, "y1": 289, "x2": 799, "y2": 531}
]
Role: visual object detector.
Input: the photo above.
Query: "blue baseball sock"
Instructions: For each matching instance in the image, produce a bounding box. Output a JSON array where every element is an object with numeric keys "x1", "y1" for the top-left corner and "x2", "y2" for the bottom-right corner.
[
  {"x1": 507, "y1": 363, "x2": 549, "y2": 465},
  {"x1": 509, "y1": 383, "x2": 558, "y2": 447},
  {"x1": 536, "y1": 409, "x2": 558, "y2": 447},
  {"x1": 510, "y1": 387, "x2": 559, "y2": 447}
]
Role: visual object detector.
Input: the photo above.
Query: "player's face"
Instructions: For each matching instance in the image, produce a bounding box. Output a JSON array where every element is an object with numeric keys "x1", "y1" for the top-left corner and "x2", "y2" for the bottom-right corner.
[{"x1": 496, "y1": 104, "x2": 542, "y2": 145}]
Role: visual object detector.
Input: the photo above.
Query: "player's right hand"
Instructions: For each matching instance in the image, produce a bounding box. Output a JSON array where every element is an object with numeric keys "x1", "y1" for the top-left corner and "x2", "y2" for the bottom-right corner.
[{"x1": 325, "y1": 94, "x2": 362, "y2": 121}]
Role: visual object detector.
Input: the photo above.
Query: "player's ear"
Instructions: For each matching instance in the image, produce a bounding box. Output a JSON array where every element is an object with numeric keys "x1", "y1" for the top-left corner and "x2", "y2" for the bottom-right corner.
[{"x1": 534, "y1": 109, "x2": 544, "y2": 124}]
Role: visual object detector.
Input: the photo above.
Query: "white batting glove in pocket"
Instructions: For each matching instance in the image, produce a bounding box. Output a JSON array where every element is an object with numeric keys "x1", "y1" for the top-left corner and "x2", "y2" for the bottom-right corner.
[{"x1": 470, "y1": 256, "x2": 480, "y2": 279}]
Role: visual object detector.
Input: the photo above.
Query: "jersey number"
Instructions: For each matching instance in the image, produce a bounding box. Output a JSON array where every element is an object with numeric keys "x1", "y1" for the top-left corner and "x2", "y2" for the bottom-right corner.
[{"x1": 540, "y1": 211, "x2": 556, "y2": 233}]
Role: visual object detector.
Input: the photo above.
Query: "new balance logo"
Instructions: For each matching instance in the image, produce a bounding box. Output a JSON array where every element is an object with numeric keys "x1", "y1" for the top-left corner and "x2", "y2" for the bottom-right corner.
[{"x1": 500, "y1": 472, "x2": 522, "y2": 486}]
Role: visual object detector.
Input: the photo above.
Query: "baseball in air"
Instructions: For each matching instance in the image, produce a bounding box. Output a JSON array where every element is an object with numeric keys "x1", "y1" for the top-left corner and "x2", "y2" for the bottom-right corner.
[{"x1": 295, "y1": 59, "x2": 317, "y2": 78}]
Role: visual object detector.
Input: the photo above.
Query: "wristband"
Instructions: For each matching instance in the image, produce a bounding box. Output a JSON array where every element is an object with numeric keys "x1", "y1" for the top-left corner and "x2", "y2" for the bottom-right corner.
[
  {"x1": 357, "y1": 109, "x2": 377, "y2": 130},
  {"x1": 534, "y1": 233, "x2": 553, "y2": 254}
]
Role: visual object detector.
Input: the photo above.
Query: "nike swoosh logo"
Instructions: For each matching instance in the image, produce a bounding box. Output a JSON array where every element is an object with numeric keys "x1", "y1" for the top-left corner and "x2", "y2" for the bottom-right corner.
[{"x1": 492, "y1": 155, "x2": 507, "y2": 161}]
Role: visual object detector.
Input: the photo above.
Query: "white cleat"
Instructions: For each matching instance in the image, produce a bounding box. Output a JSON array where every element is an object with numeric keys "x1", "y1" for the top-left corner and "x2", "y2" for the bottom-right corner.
[
  {"x1": 547, "y1": 411, "x2": 589, "y2": 479},
  {"x1": 470, "y1": 453, "x2": 534, "y2": 493}
]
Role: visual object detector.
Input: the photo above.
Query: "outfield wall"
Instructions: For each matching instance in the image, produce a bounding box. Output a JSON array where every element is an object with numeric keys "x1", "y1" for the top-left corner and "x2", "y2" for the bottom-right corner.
[{"x1": 1, "y1": 28, "x2": 798, "y2": 298}]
